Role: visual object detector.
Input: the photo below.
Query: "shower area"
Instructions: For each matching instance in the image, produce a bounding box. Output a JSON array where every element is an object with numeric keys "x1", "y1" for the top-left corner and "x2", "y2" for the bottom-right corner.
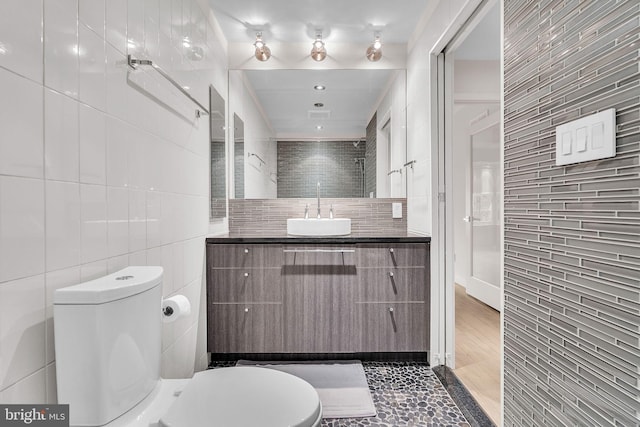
[{"x1": 276, "y1": 140, "x2": 368, "y2": 198}]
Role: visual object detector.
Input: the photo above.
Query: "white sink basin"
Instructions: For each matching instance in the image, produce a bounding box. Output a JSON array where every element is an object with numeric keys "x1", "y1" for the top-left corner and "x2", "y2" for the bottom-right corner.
[{"x1": 287, "y1": 218, "x2": 351, "y2": 236}]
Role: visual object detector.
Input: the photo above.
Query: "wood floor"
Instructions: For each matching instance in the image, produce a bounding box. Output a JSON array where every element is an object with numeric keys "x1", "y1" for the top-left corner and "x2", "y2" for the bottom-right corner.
[{"x1": 454, "y1": 283, "x2": 501, "y2": 426}]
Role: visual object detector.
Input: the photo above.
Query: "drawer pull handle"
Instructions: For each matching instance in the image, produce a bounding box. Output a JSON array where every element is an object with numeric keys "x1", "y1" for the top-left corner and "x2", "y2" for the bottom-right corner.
[
  {"x1": 389, "y1": 272, "x2": 398, "y2": 294},
  {"x1": 389, "y1": 307, "x2": 397, "y2": 332},
  {"x1": 244, "y1": 248, "x2": 249, "y2": 254},
  {"x1": 244, "y1": 307, "x2": 249, "y2": 313},
  {"x1": 244, "y1": 272, "x2": 249, "y2": 278}
]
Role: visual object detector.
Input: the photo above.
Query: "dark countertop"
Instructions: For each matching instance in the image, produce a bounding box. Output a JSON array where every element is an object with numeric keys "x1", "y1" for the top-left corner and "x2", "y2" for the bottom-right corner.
[{"x1": 206, "y1": 232, "x2": 430, "y2": 244}]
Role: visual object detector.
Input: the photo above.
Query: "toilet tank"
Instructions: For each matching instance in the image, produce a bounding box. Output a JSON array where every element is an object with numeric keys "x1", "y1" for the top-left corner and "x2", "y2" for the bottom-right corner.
[{"x1": 54, "y1": 266, "x2": 163, "y2": 426}]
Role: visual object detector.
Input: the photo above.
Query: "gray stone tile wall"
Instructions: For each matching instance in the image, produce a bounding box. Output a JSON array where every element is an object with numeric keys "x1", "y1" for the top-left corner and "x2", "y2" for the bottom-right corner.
[
  {"x1": 366, "y1": 113, "x2": 377, "y2": 197},
  {"x1": 228, "y1": 198, "x2": 407, "y2": 235},
  {"x1": 503, "y1": 1, "x2": 640, "y2": 426},
  {"x1": 277, "y1": 141, "x2": 367, "y2": 198}
]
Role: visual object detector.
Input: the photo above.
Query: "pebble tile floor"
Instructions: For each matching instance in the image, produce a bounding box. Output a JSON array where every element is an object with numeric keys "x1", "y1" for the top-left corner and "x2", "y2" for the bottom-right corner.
[{"x1": 210, "y1": 361, "x2": 470, "y2": 427}]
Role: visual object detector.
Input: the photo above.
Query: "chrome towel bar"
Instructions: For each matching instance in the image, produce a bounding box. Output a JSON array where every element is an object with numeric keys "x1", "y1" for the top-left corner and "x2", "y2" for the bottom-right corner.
[{"x1": 127, "y1": 55, "x2": 210, "y2": 118}]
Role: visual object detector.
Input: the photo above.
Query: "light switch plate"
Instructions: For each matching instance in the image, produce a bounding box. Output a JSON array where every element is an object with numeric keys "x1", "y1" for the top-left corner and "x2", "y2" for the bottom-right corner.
[
  {"x1": 392, "y1": 202, "x2": 402, "y2": 219},
  {"x1": 555, "y1": 108, "x2": 616, "y2": 165}
]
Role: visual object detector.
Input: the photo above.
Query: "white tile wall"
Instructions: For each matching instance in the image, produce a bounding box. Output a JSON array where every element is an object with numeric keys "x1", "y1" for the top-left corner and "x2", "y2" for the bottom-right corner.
[
  {"x1": 44, "y1": 0, "x2": 79, "y2": 98},
  {"x1": 0, "y1": 177, "x2": 45, "y2": 282},
  {"x1": 45, "y1": 89, "x2": 80, "y2": 182},
  {"x1": 0, "y1": 275, "x2": 45, "y2": 390},
  {"x1": 0, "y1": 68, "x2": 44, "y2": 179},
  {"x1": 0, "y1": 0, "x2": 228, "y2": 403}
]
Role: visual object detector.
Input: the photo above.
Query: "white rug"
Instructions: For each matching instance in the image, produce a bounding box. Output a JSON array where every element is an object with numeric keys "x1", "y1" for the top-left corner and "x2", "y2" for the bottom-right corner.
[{"x1": 236, "y1": 360, "x2": 377, "y2": 419}]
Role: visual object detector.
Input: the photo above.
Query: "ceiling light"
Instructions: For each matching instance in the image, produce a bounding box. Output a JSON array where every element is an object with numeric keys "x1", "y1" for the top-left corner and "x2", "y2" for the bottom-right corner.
[
  {"x1": 366, "y1": 34, "x2": 382, "y2": 62},
  {"x1": 310, "y1": 33, "x2": 326, "y2": 61},
  {"x1": 316, "y1": 125, "x2": 323, "y2": 130},
  {"x1": 254, "y1": 32, "x2": 271, "y2": 61},
  {"x1": 314, "y1": 85, "x2": 325, "y2": 91}
]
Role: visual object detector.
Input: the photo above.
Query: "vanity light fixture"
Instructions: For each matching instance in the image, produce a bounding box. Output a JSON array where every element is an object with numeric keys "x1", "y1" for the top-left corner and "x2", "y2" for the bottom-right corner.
[
  {"x1": 254, "y1": 32, "x2": 271, "y2": 61},
  {"x1": 366, "y1": 33, "x2": 382, "y2": 62},
  {"x1": 310, "y1": 33, "x2": 327, "y2": 61},
  {"x1": 314, "y1": 84, "x2": 326, "y2": 91}
]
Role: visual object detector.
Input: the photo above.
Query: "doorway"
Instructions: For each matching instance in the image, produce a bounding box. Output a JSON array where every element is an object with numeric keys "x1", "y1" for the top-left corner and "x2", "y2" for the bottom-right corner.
[{"x1": 440, "y1": 0, "x2": 502, "y2": 424}]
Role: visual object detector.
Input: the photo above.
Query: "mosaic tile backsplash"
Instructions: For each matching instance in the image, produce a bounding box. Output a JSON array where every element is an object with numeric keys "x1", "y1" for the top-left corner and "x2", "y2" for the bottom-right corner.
[
  {"x1": 228, "y1": 198, "x2": 407, "y2": 236},
  {"x1": 503, "y1": 1, "x2": 640, "y2": 426}
]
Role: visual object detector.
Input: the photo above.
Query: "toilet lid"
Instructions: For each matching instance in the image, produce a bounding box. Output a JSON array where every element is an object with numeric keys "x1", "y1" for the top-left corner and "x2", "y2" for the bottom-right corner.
[{"x1": 159, "y1": 367, "x2": 322, "y2": 427}]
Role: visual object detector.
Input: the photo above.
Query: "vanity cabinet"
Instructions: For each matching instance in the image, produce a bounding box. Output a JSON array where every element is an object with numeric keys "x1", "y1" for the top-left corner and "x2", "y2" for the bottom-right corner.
[{"x1": 206, "y1": 239, "x2": 429, "y2": 355}]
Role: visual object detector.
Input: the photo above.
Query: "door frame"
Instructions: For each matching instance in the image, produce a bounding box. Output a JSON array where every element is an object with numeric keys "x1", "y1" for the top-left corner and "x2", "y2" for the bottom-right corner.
[{"x1": 428, "y1": 0, "x2": 503, "y2": 372}]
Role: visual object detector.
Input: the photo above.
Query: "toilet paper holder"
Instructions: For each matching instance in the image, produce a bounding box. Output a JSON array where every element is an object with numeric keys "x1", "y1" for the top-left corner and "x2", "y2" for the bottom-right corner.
[{"x1": 161, "y1": 295, "x2": 191, "y2": 323}]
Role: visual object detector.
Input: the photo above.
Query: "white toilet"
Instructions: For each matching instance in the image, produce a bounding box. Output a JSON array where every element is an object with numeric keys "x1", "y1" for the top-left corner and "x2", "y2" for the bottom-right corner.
[{"x1": 53, "y1": 266, "x2": 322, "y2": 427}]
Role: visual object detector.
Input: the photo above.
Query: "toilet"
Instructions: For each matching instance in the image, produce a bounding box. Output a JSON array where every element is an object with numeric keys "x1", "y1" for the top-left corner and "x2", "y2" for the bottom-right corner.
[{"x1": 53, "y1": 266, "x2": 322, "y2": 427}]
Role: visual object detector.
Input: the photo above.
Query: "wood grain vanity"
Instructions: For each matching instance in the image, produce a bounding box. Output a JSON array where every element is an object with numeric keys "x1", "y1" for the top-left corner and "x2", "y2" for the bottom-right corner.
[{"x1": 206, "y1": 236, "x2": 430, "y2": 357}]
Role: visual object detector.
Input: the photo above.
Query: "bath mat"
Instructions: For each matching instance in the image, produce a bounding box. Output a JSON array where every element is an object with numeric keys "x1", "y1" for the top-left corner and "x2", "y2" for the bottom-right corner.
[{"x1": 236, "y1": 360, "x2": 377, "y2": 419}]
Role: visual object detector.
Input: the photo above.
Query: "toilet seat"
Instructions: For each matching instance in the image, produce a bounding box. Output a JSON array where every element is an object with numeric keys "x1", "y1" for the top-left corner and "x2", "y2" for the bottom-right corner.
[{"x1": 159, "y1": 366, "x2": 322, "y2": 427}]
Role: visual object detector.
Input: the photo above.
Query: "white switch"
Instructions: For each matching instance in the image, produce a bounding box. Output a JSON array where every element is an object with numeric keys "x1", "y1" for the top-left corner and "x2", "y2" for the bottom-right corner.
[
  {"x1": 576, "y1": 127, "x2": 587, "y2": 152},
  {"x1": 562, "y1": 132, "x2": 572, "y2": 155},
  {"x1": 555, "y1": 108, "x2": 616, "y2": 165},
  {"x1": 392, "y1": 203, "x2": 402, "y2": 219},
  {"x1": 592, "y1": 122, "x2": 604, "y2": 148}
]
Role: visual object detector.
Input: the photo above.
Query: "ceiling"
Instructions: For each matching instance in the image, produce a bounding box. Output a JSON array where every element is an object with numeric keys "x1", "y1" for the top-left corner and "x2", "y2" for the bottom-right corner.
[{"x1": 209, "y1": 0, "x2": 434, "y2": 44}]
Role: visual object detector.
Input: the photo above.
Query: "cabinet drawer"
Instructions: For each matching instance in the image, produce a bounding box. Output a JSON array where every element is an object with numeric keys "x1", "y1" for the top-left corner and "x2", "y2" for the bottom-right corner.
[
  {"x1": 208, "y1": 244, "x2": 284, "y2": 268},
  {"x1": 358, "y1": 267, "x2": 426, "y2": 302},
  {"x1": 208, "y1": 268, "x2": 282, "y2": 302},
  {"x1": 208, "y1": 303, "x2": 283, "y2": 353},
  {"x1": 358, "y1": 302, "x2": 427, "y2": 352},
  {"x1": 356, "y1": 243, "x2": 427, "y2": 268}
]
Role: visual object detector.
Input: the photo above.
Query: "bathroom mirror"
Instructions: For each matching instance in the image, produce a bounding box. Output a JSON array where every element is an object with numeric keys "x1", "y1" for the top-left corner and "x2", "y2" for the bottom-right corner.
[
  {"x1": 209, "y1": 85, "x2": 226, "y2": 219},
  {"x1": 229, "y1": 69, "x2": 407, "y2": 199}
]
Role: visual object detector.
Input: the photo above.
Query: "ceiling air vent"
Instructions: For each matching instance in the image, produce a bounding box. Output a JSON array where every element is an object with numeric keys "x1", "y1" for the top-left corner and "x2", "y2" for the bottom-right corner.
[{"x1": 308, "y1": 110, "x2": 330, "y2": 120}]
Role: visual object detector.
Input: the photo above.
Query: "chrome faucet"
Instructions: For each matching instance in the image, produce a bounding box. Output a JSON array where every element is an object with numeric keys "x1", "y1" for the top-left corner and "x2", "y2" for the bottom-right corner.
[
  {"x1": 316, "y1": 181, "x2": 321, "y2": 218},
  {"x1": 304, "y1": 204, "x2": 309, "y2": 219}
]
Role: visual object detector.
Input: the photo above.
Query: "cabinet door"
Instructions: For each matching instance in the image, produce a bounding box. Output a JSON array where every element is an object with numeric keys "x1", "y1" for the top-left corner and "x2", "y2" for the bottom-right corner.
[
  {"x1": 208, "y1": 303, "x2": 283, "y2": 353},
  {"x1": 209, "y1": 268, "x2": 282, "y2": 302},
  {"x1": 356, "y1": 243, "x2": 428, "y2": 268},
  {"x1": 358, "y1": 302, "x2": 427, "y2": 352},
  {"x1": 282, "y1": 247, "x2": 358, "y2": 352}
]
